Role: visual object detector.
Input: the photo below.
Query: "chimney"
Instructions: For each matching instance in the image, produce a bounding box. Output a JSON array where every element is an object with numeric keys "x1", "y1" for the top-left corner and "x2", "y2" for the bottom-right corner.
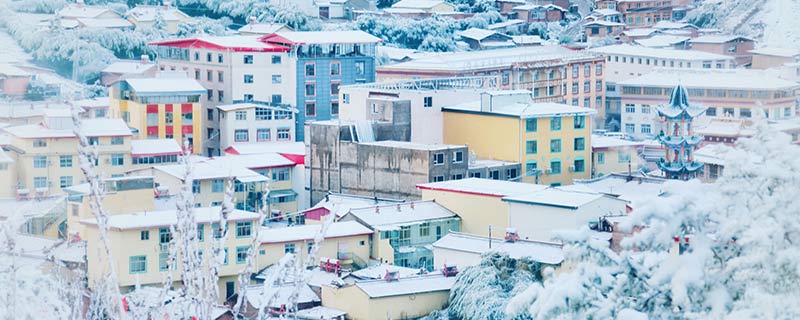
[{"x1": 140, "y1": 55, "x2": 150, "y2": 63}]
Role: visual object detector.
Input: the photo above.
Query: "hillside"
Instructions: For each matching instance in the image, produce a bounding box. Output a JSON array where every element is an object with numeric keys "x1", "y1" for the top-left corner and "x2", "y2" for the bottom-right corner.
[{"x1": 688, "y1": 0, "x2": 800, "y2": 49}]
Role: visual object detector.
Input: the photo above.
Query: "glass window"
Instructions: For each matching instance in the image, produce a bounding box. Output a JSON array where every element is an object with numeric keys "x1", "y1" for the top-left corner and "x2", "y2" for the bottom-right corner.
[
  {"x1": 60, "y1": 155, "x2": 72, "y2": 168},
  {"x1": 111, "y1": 154, "x2": 124, "y2": 166},
  {"x1": 272, "y1": 74, "x2": 282, "y2": 84},
  {"x1": 550, "y1": 117, "x2": 562, "y2": 131},
  {"x1": 212, "y1": 179, "x2": 224, "y2": 193},
  {"x1": 34, "y1": 156, "x2": 47, "y2": 169},
  {"x1": 234, "y1": 129, "x2": 249, "y2": 142},
  {"x1": 197, "y1": 224, "x2": 204, "y2": 242},
  {"x1": 244, "y1": 55, "x2": 253, "y2": 64},
  {"x1": 284, "y1": 243, "x2": 295, "y2": 254},
  {"x1": 236, "y1": 221, "x2": 252, "y2": 238},
  {"x1": 272, "y1": 168, "x2": 290, "y2": 181},
  {"x1": 33, "y1": 139, "x2": 47, "y2": 147},
  {"x1": 331, "y1": 62, "x2": 340, "y2": 75},
  {"x1": 59, "y1": 176, "x2": 72, "y2": 188},
  {"x1": 355, "y1": 61, "x2": 365, "y2": 76},
  {"x1": 574, "y1": 115, "x2": 585, "y2": 129},
  {"x1": 272, "y1": 95, "x2": 282, "y2": 104},
  {"x1": 550, "y1": 160, "x2": 561, "y2": 174},
  {"x1": 192, "y1": 180, "x2": 201, "y2": 194},
  {"x1": 235, "y1": 111, "x2": 247, "y2": 120},
  {"x1": 141, "y1": 230, "x2": 150, "y2": 240},
  {"x1": 236, "y1": 246, "x2": 249, "y2": 264},
  {"x1": 306, "y1": 102, "x2": 316, "y2": 117},
  {"x1": 574, "y1": 158, "x2": 585, "y2": 172},
  {"x1": 432, "y1": 153, "x2": 444, "y2": 165},
  {"x1": 424, "y1": 96, "x2": 433, "y2": 107},
  {"x1": 597, "y1": 152, "x2": 605, "y2": 164},
  {"x1": 331, "y1": 83, "x2": 340, "y2": 95},
  {"x1": 550, "y1": 139, "x2": 562, "y2": 153},
  {"x1": 244, "y1": 74, "x2": 254, "y2": 83},
  {"x1": 33, "y1": 177, "x2": 47, "y2": 189},
  {"x1": 305, "y1": 63, "x2": 315, "y2": 76},
  {"x1": 305, "y1": 83, "x2": 315, "y2": 96},
  {"x1": 159, "y1": 252, "x2": 169, "y2": 271},
  {"x1": 525, "y1": 118, "x2": 537, "y2": 132},
  {"x1": 625, "y1": 104, "x2": 636, "y2": 113},
  {"x1": 452, "y1": 151, "x2": 464, "y2": 163},
  {"x1": 641, "y1": 124, "x2": 651, "y2": 134},
  {"x1": 255, "y1": 108, "x2": 271, "y2": 120},
  {"x1": 277, "y1": 128, "x2": 291, "y2": 140},
  {"x1": 129, "y1": 256, "x2": 147, "y2": 274},
  {"x1": 625, "y1": 123, "x2": 635, "y2": 133},
  {"x1": 331, "y1": 102, "x2": 339, "y2": 115},
  {"x1": 271, "y1": 55, "x2": 281, "y2": 64},
  {"x1": 574, "y1": 137, "x2": 585, "y2": 151},
  {"x1": 419, "y1": 223, "x2": 430, "y2": 237},
  {"x1": 526, "y1": 140, "x2": 537, "y2": 154},
  {"x1": 525, "y1": 161, "x2": 537, "y2": 173},
  {"x1": 257, "y1": 128, "x2": 270, "y2": 141}
]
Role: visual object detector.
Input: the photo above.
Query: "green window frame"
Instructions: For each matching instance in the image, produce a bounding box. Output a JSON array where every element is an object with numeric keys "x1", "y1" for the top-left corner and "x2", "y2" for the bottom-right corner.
[
  {"x1": 223, "y1": 248, "x2": 229, "y2": 265},
  {"x1": 574, "y1": 157, "x2": 586, "y2": 173},
  {"x1": 129, "y1": 255, "x2": 147, "y2": 274},
  {"x1": 284, "y1": 243, "x2": 295, "y2": 254},
  {"x1": 550, "y1": 159, "x2": 562, "y2": 175},
  {"x1": 550, "y1": 117, "x2": 562, "y2": 131},
  {"x1": 574, "y1": 137, "x2": 585, "y2": 151},
  {"x1": 525, "y1": 118, "x2": 537, "y2": 132},
  {"x1": 236, "y1": 246, "x2": 249, "y2": 264},
  {"x1": 597, "y1": 152, "x2": 605, "y2": 164},
  {"x1": 419, "y1": 222, "x2": 430, "y2": 237},
  {"x1": 159, "y1": 228, "x2": 171, "y2": 244},
  {"x1": 618, "y1": 150, "x2": 631, "y2": 163},
  {"x1": 574, "y1": 115, "x2": 586, "y2": 129},
  {"x1": 525, "y1": 161, "x2": 538, "y2": 173},
  {"x1": 235, "y1": 221, "x2": 252, "y2": 238},
  {"x1": 140, "y1": 230, "x2": 149, "y2": 241},
  {"x1": 550, "y1": 139, "x2": 562, "y2": 153},
  {"x1": 525, "y1": 140, "x2": 538, "y2": 154},
  {"x1": 158, "y1": 252, "x2": 169, "y2": 271}
]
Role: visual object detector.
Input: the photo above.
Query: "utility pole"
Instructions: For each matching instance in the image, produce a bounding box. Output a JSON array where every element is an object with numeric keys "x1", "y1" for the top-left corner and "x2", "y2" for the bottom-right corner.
[{"x1": 488, "y1": 224, "x2": 492, "y2": 249}]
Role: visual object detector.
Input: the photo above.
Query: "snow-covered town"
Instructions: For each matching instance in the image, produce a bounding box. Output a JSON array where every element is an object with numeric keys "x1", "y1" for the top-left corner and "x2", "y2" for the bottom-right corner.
[{"x1": 0, "y1": 0, "x2": 798, "y2": 319}]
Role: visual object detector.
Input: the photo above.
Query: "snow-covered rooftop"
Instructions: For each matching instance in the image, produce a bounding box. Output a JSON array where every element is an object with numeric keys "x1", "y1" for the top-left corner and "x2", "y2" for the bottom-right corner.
[
  {"x1": 126, "y1": 5, "x2": 190, "y2": 22},
  {"x1": 690, "y1": 34, "x2": 752, "y2": 44},
  {"x1": 617, "y1": 69, "x2": 799, "y2": 90},
  {"x1": 513, "y1": 4, "x2": 565, "y2": 11},
  {"x1": 590, "y1": 44, "x2": 734, "y2": 61},
  {"x1": 358, "y1": 140, "x2": 465, "y2": 151},
  {"x1": 0, "y1": 63, "x2": 32, "y2": 76},
  {"x1": 574, "y1": 173, "x2": 668, "y2": 206},
  {"x1": 70, "y1": 97, "x2": 109, "y2": 109},
  {"x1": 511, "y1": 35, "x2": 544, "y2": 45},
  {"x1": 264, "y1": 31, "x2": 382, "y2": 45},
  {"x1": 591, "y1": 8, "x2": 621, "y2": 16},
  {"x1": 150, "y1": 35, "x2": 289, "y2": 52},
  {"x1": 652, "y1": 21, "x2": 697, "y2": 30},
  {"x1": 592, "y1": 135, "x2": 643, "y2": 149},
  {"x1": 634, "y1": 35, "x2": 690, "y2": 48},
  {"x1": 304, "y1": 193, "x2": 404, "y2": 219},
  {"x1": 58, "y1": 4, "x2": 114, "y2": 19},
  {"x1": 585, "y1": 20, "x2": 624, "y2": 27},
  {"x1": 749, "y1": 47, "x2": 800, "y2": 58},
  {"x1": 502, "y1": 187, "x2": 606, "y2": 209},
  {"x1": 621, "y1": 28, "x2": 660, "y2": 37},
  {"x1": 354, "y1": 274, "x2": 456, "y2": 298},
  {"x1": 432, "y1": 231, "x2": 564, "y2": 264},
  {"x1": 379, "y1": 46, "x2": 597, "y2": 72},
  {"x1": 259, "y1": 221, "x2": 373, "y2": 244},
  {"x1": 130, "y1": 139, "x2": 182, "y2": 156},
  {"x1": 391, "y1": 0, "x2": 450, "y2": 9},
  {"x1": 244, "y1": 283, "x2": 319, "y2": 309},
  {"x1": 102, "y1": 60, "x2": 156, "y2": 74},
  {"x1": 153, "y1": 157, "x2": 268, "y2": 182},
  {"x1": 212, "y1": 153, "x2": 296, "y2": 169},
  {"x1": 2, "y1": 118, "x2": 131, "y2": 138},
  {"x1": 458, "y1": 28, "x2": 502, "y2": 41},
  {"x1": 224, "y1": 142, "x2": 305, "y2": 156},
  {"x1": 695, "y1": 118, "x2": 755, "y2": 137},
  {"x1": 77, "y1": 17, "x2": 134, "y2": 28},
  {"x1": 694, "y1": 143, "x2": 731, "y2": 166},
  {"x1": 350, "y1": 264, "x2": 422, "y2": 280},
  {"x1": 488, "y1": 19, "x2": 526, "y2": 29},
  {"x1": 0, "y1": 148, "x2": 13, "y2": 164},
  {"x1": 124, "y1": 78, "x2": 206, "y2": 96},
  {"x1": 417, "y1": 178, "x2": 548, "y2": 197},
  {"x1": 468, "y1": 158, "x2": 519, "y2": 169},
  {"x1": 443, "y1": 100, "x2": 597, "y2": 118},
  {"x1": 295, "y1": 307, "x2": 347, "y2": 320},
  {"x1": 80, "y1": 206, "x2": 259, "y2": 230},
  {"x1": 237, "y1": 22, "x2": 289, "y2": 35},
  {"x1": 345, "y1": 200, "x2": 459, "y2": 230}
]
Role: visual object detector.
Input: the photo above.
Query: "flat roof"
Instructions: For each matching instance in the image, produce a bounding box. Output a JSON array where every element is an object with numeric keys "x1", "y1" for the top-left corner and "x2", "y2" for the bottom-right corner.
[
  {"x1": 303, "y1": 193, "x2": 404, "y2": 218},
  {"x1": 592, "y1": 135, "x2": 643, "y2": 149},
  {"x1": 690, "y1": 34, "x2": 752, "y2": 44},
  {"x1": 102, "y1": 60, "x2": 156, "y2": 74},
  {"x1": 617, "y1": 69, "x2": 799, "y2": 90},
  {"x1": 80, "y1": 206, "x2": 259, "y2": 230},
  {"x1": 126, "y1": 5, "x2": 189, "y2": 22},
  {"x1": 77, "y1": 17, "x2": 134, "y2": 28},
  {"x1": 391, "y1": 0, "x2": 450, "y2": 9},
  {"x1": 58, "y1": 4, "x2": 112, "y2": 18},
  {"x1": 153, "y1": 157, "x2": 268, "y2": 182},
  {"x1": 3, "y1": 118, "x2": 132, "y2": 138},
  {"x1": 417, "y1": 178, "x2": 548, "y2": 197},
  {"x1": 694, "y1": 143, "x2": 731, "y2": 166},
  {"x1": 354, "y1": 274, "x2": 455, "y2": 298},
  {"x1": 502, "y1": 187, "x2": 606, "y2": 209},
  {"x1": 150, "y1": 36, "x2": 289, "y2": 52},
  {"x1": 130, "y1": 139, "x2": 182, "y2": 156},
  {"x1": 346, "y1": 200, "x2": 459, "y2": 230},
  {"x1": 358, "y1": 140, "x2": 465, "y2": 151},
  {"x1": 749, "y1": 47, "x2": 800, "y2": 58},
  {"x1": 590, "y1": 44, "x2": 734, "y2": 61},
  {"x1": 443, "y1": 101, "x2": 597, "y2": 119},
  {"x1": 261, "y1": 31, "x2": 382, "y2": 45},
  {"x1": 574, "y1": 173, "x2": 669, "y2": 206},
  {"x1": 259, "y1": 221, "x2": 372, "y2": 244},
  {"x1": 432, "y1": 232, "x2": 564, "y2": 264},
  {"x1": 237, "y1": 22, "x2": 288, "y2": 34},
  {"x1": 125, "y1": 78, "x2": 206, "y2": 96}
]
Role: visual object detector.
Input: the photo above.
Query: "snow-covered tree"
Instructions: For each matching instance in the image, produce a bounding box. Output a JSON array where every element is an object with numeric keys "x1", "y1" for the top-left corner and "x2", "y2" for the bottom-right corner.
[{"x1": 506, "y1": 112, "x2": 800, "y2": 319}]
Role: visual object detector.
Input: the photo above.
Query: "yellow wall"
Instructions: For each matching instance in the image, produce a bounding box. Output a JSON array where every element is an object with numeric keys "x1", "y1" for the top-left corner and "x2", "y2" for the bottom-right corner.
[
  {"x1": 592, "y1": 146, "x2": 639, "y2": 177},
  {"x1": 421, "y1": 189, "x2": 508, "y2": 235},
  {"x1": 257, "y1": 234, "x2": 370, "y2": 267},
  {"x1": 321, "y1": 284, "x2": 451, "y2": 320},
  {"x1": 443, "y1": 111, "x2": 521, "y2": 164},
  {"x1": 66, "y1": 186, "x2": 155, "y2": 239},
  {"x1": 372, "y1": 233, "x2": 395, "y2": 265},
  {"x1": 0, "y1": 159, "x2": 16, "y2": 198},
  {"x1": 110, "y1": 94, "x2": 203, "y2": 154}
]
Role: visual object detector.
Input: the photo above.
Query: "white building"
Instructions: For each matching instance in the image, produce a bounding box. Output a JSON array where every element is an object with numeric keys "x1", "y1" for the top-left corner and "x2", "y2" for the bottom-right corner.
[
  {"x1": 589, "y1": 44, "x2": 735, "y2": 82},
  {"x1": 431, "y1": 231, "x2": 564, "y2": 270},
  {"x1": 216, "y1": 103, "x2": 296, "y2": 151}
]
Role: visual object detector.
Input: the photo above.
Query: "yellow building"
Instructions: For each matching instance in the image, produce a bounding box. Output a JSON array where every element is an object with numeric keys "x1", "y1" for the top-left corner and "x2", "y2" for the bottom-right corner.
[
  {"x1": 442, "y1": 91, "x2": 596, "y2": 186},
  {"x1": 258, "y1": 221, "x2": 372, "y2": 268},
  {"x1": 109, "y1": 78, "x2": 205, "y2": 154},
  {"x1": 590, "y1": 135, "x2": 643, "y2": 178},
  {"x1": 2, "y1": 118, "x2": 133, "y2": 198},
  {"x1": 321, "y1": 274, "x2": 455, "y2": 320},
  {"x1": 0, "y1": 148, "x2": 16, "y2": 198}
]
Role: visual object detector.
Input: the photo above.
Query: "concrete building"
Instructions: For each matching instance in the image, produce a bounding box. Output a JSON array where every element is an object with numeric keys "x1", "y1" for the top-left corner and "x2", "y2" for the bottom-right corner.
[
  {"x1": 100, "y1": 57, "x2": 158, "y2": 86},
  {"x1": 750, "y1": 47, "x2": 800, "y2": 70},
  {"x1": 432, "y1": 231, "x2": 563, "y2": 271},
  {"x1": 584, "y1": 21, "x2": 625, "y2": 39},
  {"x1": 600, "y1": 0, "x2": 673, "y2": 27},
  {"x1": 467, "y1": 158, "x2": 522, "y2": 180},
  {"x1": 442, "y1": 91, "x2": 596, "y2": 186},
  {"x1": 237, "y1": 22, "x2": 292, "y2": 35},
  {"x1": 0, "y1": 148, "x2": 16, "y2": 199},
  {"x1": 258, "y1": 221, "x2": 372, "y2": 268},
  {"x1": 125, "y1": 4, "x2": 194, "y2": 34},
  {"x1": 618, "y1": 69, "x2": 799, "y2": 140},
  {"x1": 457, "y1": 28, "x2": 514, "y2": 50},
  {"x1": 591, "y1": 135, "x2": 643, "y2": 178},
  {"x1": 512, "y1": 4, "x2": 567, "y2": 23},
  {"x1": 387, "y1": 0, "x2": 457, "y2": 14},
  {"x1": 299, "y1": 193, "x2": 404, "y2": 224},
  {"x1": 689, "y1": 35, "x2": 755, "y2": 67},
  {"x1": 130, "y1": 138, "x2": 182, "y2": 167},
  {"x1": 589, "y1": 44, "x2": 735, "y2": 82},
  {"x1": 216, "y1": 102, "x2": 296, "y2": 151},
  {"x1": 109, "y1": 77, "x2": 206, "y2": 154},
  {"x1": 341, "y1": 200, "x2": 461, "y2": 270},
  {"x1": 0, "y1": 64, "x2": 32, "y2": 97}
]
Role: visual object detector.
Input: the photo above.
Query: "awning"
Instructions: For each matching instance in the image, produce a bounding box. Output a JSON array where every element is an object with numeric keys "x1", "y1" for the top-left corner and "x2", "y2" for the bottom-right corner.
[
  {"x1": 235, "y1": 175, "x2": 269, "y2": 183},
  {"x1": 268, "y1": 189, "x2": 297, "y2": 199}
]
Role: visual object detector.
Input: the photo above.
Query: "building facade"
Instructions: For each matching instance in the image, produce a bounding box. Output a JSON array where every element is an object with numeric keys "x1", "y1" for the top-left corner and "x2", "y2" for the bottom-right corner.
[{"x1": 216, "y1": 103, "x2": 296, "y2": 151}]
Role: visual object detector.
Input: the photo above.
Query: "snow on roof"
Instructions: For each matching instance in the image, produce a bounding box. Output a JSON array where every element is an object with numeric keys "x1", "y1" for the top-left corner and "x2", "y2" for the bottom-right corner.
[
  {"x1": 304, "y1": 193, "x2": 404, "y2": 218},
  {"x1": 585, "y1": 20, "x2": 624, "y2": 27},
  {"x1": 237, "y1": 22, "x2": 289, "y2": 35},
  {"x1": 502, "y1": 187, "x2": 606, "y2": 209},
  {"x1": 126, "y1": 5, "x2": 190, "y2": 22},
  {"x1": 244, "y1": 283, "x2": 319, "y2": 309},
  {"x1": 749, "y1": 47, "x2": 800, "y2": 58},
  {"x1": 621, "y1": 28, "x2": 660, "y2": 37},
  {"x1": 417, "y1": 177, "x2": 548, "y2": 197},
  {"x1": 3, "y1": 118, "x2": 131, "y2": 138},
  {"x1": 443, "y1": 100, "x2": 597, "y2": 118},
  {"x1": 77, "y1": 17, "x2": 134, "y2": 28},
  {"x1": 694, "y1": 143, "x2": 731, "y2": 166},
  {"x1": 592, "y1": 135, "x2": 643, "y2": 149},
  {"x1": 432, "y1": 231, "x2": 564, "y2": 264},
  {"x1": 574, "y1": 173, "x2": 668, "y2": 205},
  {"x1": 358, "y1": 140, "x2": 465, "y2": 151},
  {"x1": 124, "y1": 78, "x2": 206, "y2": 96},
  {"x1": 590, "y1": 44, "x2": 733, "y2": 61},
  {"x1": 354, "y1": 274, "x2": 455, "y2": 298},
  {"x1": 102, "y1": 60, "x2": 156, "y2": 74},
  {"x1": 345, "y1": 200, "x2": 459, "y2": 230},
  {"x1": 12, "y1": 234, "x2": 59, "y2": 259},
  {"x1": 58, "y1": 4, "x2": 113, "y2": 19},
  {"x1": 80, "y1": 206, "x2": 259, "y2": 230},
  {"x1": 592, "y1": 8, "x2": 621, "y2": 16},
  {"x1": 130, "y1": 139, "x2": 182, "y2": 156},
  {"x1": 617, "y1": 69, "x2": 799, "y2": 90},
  {"x1": 695, "y1": 119, "x2": 755, "y2": 137},
  {"x1": 259, "y1": 221, "x2": 372, "y2": 244},
  {"x1": 215, "y1": 103, "x2": 293, "y2": 113},
  {"x1": 0, "y1": 148, "x2": 13, "y2": 163},
  {"x1": 511, "y1": 35, "x2": 544, "y2": 45},
  {"x1": 153, "y1": 157, "x2": 268, "y2": 182},
  {"x1": 350, "y1": 264, "x2": 422, "y2": 280},
  {"x1": 383, "y1": 7, "x2": 426, "y2": 14},
  {"x1": 264, "y1": 31, "x2": 382, "y2": 45},
  {"x1": 212, "y1": 153, "x2": 296, "y2": 170},
  {"x1": 634, "y1": 35, "x2": 690, "y2": 48},
  {"x1": 151, "y1": 36, "x2": 289, "y2": 52},
  {"x1": 468, "y1": 158, "x2": 518, "y2": 169},
  {"x1": 458, "y1": 28, "x2": 501, "y2": 41},
  {"x1": 52, "y1": 241, "x2": 86, "y2": 263},
  {"x1": 296, "y1": 307, "x2": 347, "y2": 320},
  {"x1": 513, "y1": 4, "x2": 565, "y2": 11},
  {"x1": 379, "y1": 46, "x2": 597, "y2": 73},
  {"x1": 652, "y1": 21, "x2": 697, "y2": 30},
  {"x1": 391, "y1": 0, "x2": 449, "y2": 9},
  {"x1": 0, "y1": 63, "x2": 32, "y2": 76},
  {"x1": 0, "y1": 197, "x2": 66, "y2": 220},
  {"x1": 488, "y1": 19, "x2": 526, "y2": 30},
  {"x1": 690, "y1": 34, "x2": 752, "y2": 44},
  {"x1": 224, "y1": 142, "x2": 305, "y2": 156},
  {"x1": 70, "y1": 97, "x2": 109, "y2": 109}
]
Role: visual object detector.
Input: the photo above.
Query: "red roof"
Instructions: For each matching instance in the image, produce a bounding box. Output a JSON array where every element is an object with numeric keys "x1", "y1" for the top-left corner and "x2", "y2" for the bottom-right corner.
[
  {"x1": 149, "y1": 38, "x2": 289, "y2": 52},
  {"x1": 279, "y1": 153, "x2": 305, "y2": 165},
  {"x1": 223, "y1": 146, "x2": 240, "y2": 155}
]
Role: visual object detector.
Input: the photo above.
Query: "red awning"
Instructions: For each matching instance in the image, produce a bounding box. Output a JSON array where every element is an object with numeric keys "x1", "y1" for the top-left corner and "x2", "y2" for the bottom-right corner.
[{"x1": 279, "y1": 153, "x2": 304, "y2": 165}]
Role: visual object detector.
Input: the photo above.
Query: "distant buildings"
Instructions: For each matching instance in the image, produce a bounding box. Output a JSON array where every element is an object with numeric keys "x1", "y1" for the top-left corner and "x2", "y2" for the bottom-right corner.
[
  {"x1": 100, "y1": 57, "x2": 158, "y2": 86},
  {"x1": 598, "y1": 0, "x2": 673, "y2": 28},
  {"x1": 689, "y1": 35, "x2": 755, "y2": 66},
  {"x1": 590, "y1": 44, "x2": 735, "y2": 83},
  {"x1": 125, "y1": 4, "x2": 194, "y2": 34},
  {"x1": 258, "y1": 221, "x2": 372, "y2": 268},
  {"x1": 750, "y1": 47, "x2": 800, "y2": 69},
  {"x1": 432, "y1": 231, "x2": 564, "y2": 272},
  {"x1": 215, "y1": 102, "x2": 296, "y2": 151},
  {"x1": 0, "y1": 64, "x2": 32, "y2": 97},
  {"x1": 591, "y1": 135, "x2": 643, "y2": 178}
]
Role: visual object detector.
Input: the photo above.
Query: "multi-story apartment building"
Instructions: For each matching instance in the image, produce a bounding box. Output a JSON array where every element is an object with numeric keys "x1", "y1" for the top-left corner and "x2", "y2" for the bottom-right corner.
[
  {"x1": 589, "y1": 44, "x2": 735, "y2": 82},
  {"x1": 216, "y1": 102, "x2": 296, "y2": 150},
  {"x1": 597, "y1": 0, "x2": 673, "y2": 27},
  {"x1": 2, "y1": 117, "x2": 133, "y2": 198},
  {"x1": 151, "y1": 31, "x2": 380, "y2": 146},
  {"x1": 441, "y1": 91, "x2": 596, "y2": 186},
  {"x1": 618, "y1": 69, "x2": 799, "y2": 140},
  {"x1": 688, "y1": 35, "x2": 755, "y2": 66},
  {"x1": 109, "y1": 78, "x2": 205, "y2": 154},
  {"x1": 376, "y1": 46, "x2": 608, "y2": 127}
]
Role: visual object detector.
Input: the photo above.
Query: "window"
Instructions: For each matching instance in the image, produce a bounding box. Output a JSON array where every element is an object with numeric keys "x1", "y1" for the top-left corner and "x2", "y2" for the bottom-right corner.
[
  {"x1": 525, "y1": 118, "x2": 537, "y2": 132},
  {"x1": 257, "y1": 128, "x2": 270, "y2": 141},
  {"x1": 236, "y1": 221, "x2": 252, "y2": 238},
  {"x1": 272, "y1": 94, "x2": 282, "y2": 104},
  {"x1": 129, "y1": 256, "x2": 147, "y2": 274},
  {"x1": 706, "y1": 108, "x2": 717, "y2": 117},
  {"x1": 305, "y1": 83, "x2": 315, "y2": 96},
  {"x1": 550, "y1": 139, "x2": 562, "y2": 153},
  {"x1": 525, "y1": 140, "x2": 537, "y2": 154},
  {"x1": 207, "y1": 70, "x2": 213, "y2": 81},
  {"x1": 572, "y1": 82, "x2": 578, "y2": 94},
  {"x1": 111, "y1": 154, "x2": 124, "y2": 166},
  {"x1": 433, "y1": 153, "x2": 444, "y2": 165},
  {"x1": 572, "y1": 65, "x2": 579, "y2": 78},
  {"x1": 596, "y1": 80, "x2": 603, "y2": 92},
  {"x1": 525, "y1": 161, "x2": 537, "y2": 173},
  {"x1": 244, "y1": 74, "x2": 253, "y2": 83},
  {"x1": 574, "y1": 115, "x2": 586, "y2": 129},
  {"x1": 272, "y1": 168, "x2": 290, "y2": 181},
  {"x1": 625, "y1": 123, "x2": 635, "y2": 133},
  {"x1": 740, "y1": 108, "x2": 751, "y2": 118},
  {"x1": 34, "y1": 156, "x2": 47, "y2": 168},
  {"x1": 331, "y1": 83, "x2": 340, "y2": 95},
  {"x1": 194, "y1": 69, "x2": 200, "y2": 80},
  {"x1": 33, "y1": 139, "x2": 46, "y2": 147},
  {"x1": 469, "y1": 171, "x2": 481, "y2": 178},
  {"x1": 641, "y1": 105, "x2": 651, "y2": 114},
  {"x1": 284, "y1": 243, "x2": 295, "y2": 254},
  {"x1": 158, "y1": 227, "x2": 172, "y2": 244},
  {"x1": 306, "y1": 102, "x2": 316, "y2": 117},
  {"x1": 305, "y1": 63, "x2": 316, "y2": 77},
  {"x1": 432, "y1": 175, "x2": 445, "y2": 182},
  {"x1": 419, "y1": 222, "x2": 430, "y2": 237},
  {"x1": 194, "y1": 52, "x2": 200, "y2": 61},
  {"x1": 355, "y1": 61, "x2": 365, "y2": 76},
  {"x1": 573, "y1": 158, "x2": 585, "y2": 173},
  {"x1": 584, "y1": 81, "x2": 590, "y2": 93},
  {"x1": 235, "y1": 110, "x2": 247, "y2": 120},
  {"x1": 618, "y1": 150, "x2": 631, "y2": 163},
  {"x1": 641, "y1": 124, "x2": 651, "y2": 134},
  {"x1": 574, "y1": 137, "x2": 585, "y2": 151},
  {"x1": 164, "y1": 111, "x2": 174, "y2": 124},
  {"x1": 584, "y1": 64, "x2": 591, "y2": 77},
  {"x1": 192, "y1": 180, "x2": 201, "y2": 194},
  {"x1": 452, "y1": 151, "x2": 464, "y2": 163},
  {"x1": 506, "y1": 168, "x2": 518, "y2": 179},
  {"x1": 451, "y1": 174, "x2": 464, "y2": 180},
  {"x1": 277, "y1": 128, "x2": 291, "y2": 141},
  {"x1": 723, "y1": 108, "x2": 735, "y2": 116},
  {"x1": 59, "y1": 176, "x2": 72, "y2": 188},
  {"x1": 271, "y1": 74, "x2": 282, "y2": 84},
  {"x1": 625, "y1": 104, "x2": 636, "y2": 113},
  {"x1": 217, "y1": 54, "x2": 223, "y2": 63},
  {"x1": 271, "y1": 55, "x2": 281, "y2": 64},
  {"x1": 550, "y1": 159, "x2": 561, "y2": 174},
  {"x1": 489, "y1": 170, "x2": 500, "y2": 180},
  {"x1": 550, "y1": 117, "x2": 562, "y2": 131},
  {"x1": 584, "y1": 98, "x2": 591, "y2": 108},
  {"x1": 33, "y1": 177, "x2": 47, "y2": 189},
  {"x1": 331, "y1": 102, "x2": 339, "y2": 115},
  {"x1": 158, "y1": 252, "x2": 169, "y2": 271},
  {"x1": 423, "y1": 96, "x2": 433, "y2": 107},
  {"x1": 60, "y1": 155, "x2": 72, "y2": 168},
  {"x1": 331, "y1": 62, "x2": 340, "y2": 75},
  {"x1": 596, "y1": 64, "x2": 603, "y2": 75},
  {"x1": 502, "y1": 72, "x2": 510, "y2": 85},
  {"x1": 254, "y1": 108, "x2": 272, "y2": 121},
  {"x1": 88, "y1": 137, "x2": 99, "y2": 146},
  {"x1": 212, "y1": 179, "x2": 224, "y2": 193},
  {"x1": 597, "y1": 152, "x2": 605, "y2": 164},
  {"x1": 244, "y1": 55, "x2": 253, "y2": 64},
  {"x1": 206, "y1": 52, "x2": 212, "y2": 62},
  {"x1": 234, "y1": 129, "x2": 249, "y2": 142},
  {"x1": 785, "y1": 107, "x2": 792, "y2": 118},
  {"x1": 236, "y1": 246, "x2": 249, "y2": 264},
  {"x1": 197, "y1": 224, "x2": 204, "y2": 242}
]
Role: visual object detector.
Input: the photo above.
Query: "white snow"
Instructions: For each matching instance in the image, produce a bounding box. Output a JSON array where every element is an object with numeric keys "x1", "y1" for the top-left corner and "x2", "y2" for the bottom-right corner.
[
  {"x1": 237, "y1": 23, "x2": 289, "y2": 35},
  {"x1": 502, "y1": 187, "x2": 605, "y2": 209},
  {"x1": 244, "y1": 283, "x2": 319, "y2": 309},
  {"x1": 131, "y1": 139, "x2": 182, "y2": 156},
  {"x1": 77, "y1": 18, "x2": 135, "y2": 29},
  {"x1": 102, "y1": 60, "x2": 156, "y2": 74},
  {"x1": 379, "y1": 46, "x2": 597, "y2": 72},
  {"x1": 749, "y1": 47, "x2": 800, "y2": 58},
  {"x1": 304, "y1": 193, "x2": 404, "y2": 219},
  {"x1": 344, "y1": 200, "x2": 458, "y2": 230},
  {"x1": 267, "y1": 31, "x2": 381, "y2": 45},
  {"x1": 591, "y1": 135, "x2": 643, "y2": 149},
  {"x1": 2, "y1": 118, "x2": 131, "y2": 138},
  {"x1": 417, "y1": 177, "x2": 548, "y2": 197},
  {"x1": 690, "y1": 34, "x2": 751, "y2": 44},
  {"x1": 259, "y1": 221, "x2": 372, "y2": 244},
  {"x1": 124, "y1": 78, "x2": 206, "y2": 95},
  {"x1": 617, "y1": 69, "x2": 799, "y2": 91},
  {"x1": 444, "y1": 101, "x2": 597, "y2": 118},
  {"x1": 590, "y1": 44, "x2": 734, "y2": 61},
  {"x1": 126, "y1": 5, "x2": 189, "y2": 22},
  {"x1": 224, "y1": 142, "x2": 305, "y2": 156},
  {"x1": 433, "y1": 231, "x2": 565, "y2": 265},
  {"x1": 349, "y1": 264, "x2": 422, "y2": 280},
  {"x1": 574, "y1": 173, "x2": 667, "y2": 206},
  {"x1": 295, "y1": 306, "x2": 347, "y2": 319},
  {"x1": 79, "y1": 206, "x2": 259, "y2": 230},
  {"x1": 353, "y1": 274, "x2": 456, "y2": 298}
]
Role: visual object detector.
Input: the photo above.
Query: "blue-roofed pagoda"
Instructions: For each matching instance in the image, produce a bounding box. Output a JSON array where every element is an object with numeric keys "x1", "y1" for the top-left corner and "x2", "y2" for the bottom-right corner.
[{"x1": 656, "y1": 84, "x2": 706, "y2": 180}]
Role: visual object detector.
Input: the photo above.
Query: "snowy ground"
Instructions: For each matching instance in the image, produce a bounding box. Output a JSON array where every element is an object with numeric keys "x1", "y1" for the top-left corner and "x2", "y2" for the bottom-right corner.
[
  {"x1": 0, "y1": 31, "x2": 30, "y2": 64},
  {"x1": 693, "y1": 0, "x2": 800, "y2": 49}
]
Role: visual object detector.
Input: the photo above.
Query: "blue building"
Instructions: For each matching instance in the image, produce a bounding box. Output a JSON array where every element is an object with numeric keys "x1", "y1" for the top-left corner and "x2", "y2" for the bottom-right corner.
[{"x1": 261, "y1": 31, "x2": 381, "y2": 141}]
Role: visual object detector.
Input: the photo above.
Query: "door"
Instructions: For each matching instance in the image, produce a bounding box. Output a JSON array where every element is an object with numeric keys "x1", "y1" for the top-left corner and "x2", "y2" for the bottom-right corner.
[{"x1": 225, "y1": 281, "x2": 235, "y2": 300}]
